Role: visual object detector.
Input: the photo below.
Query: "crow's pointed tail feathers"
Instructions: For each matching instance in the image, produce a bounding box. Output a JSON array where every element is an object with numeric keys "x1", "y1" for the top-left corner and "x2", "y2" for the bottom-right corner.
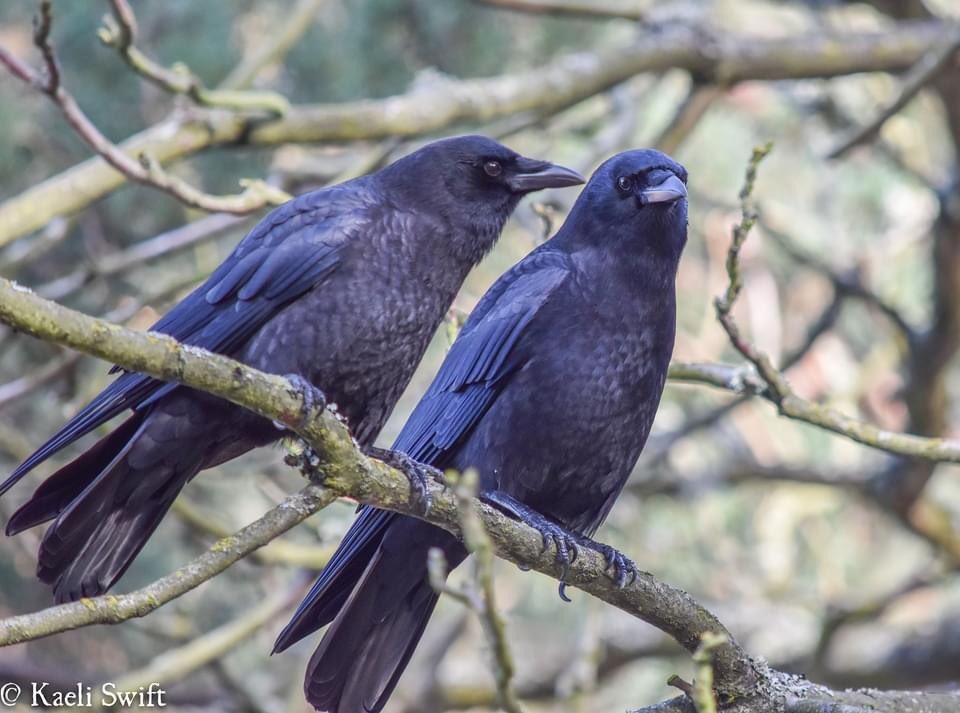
[
  {"x1": 6, "y1": 414, "x2": 145, "y2": 536},
  {"x1": 8, "y1": 410, "x2": 203, "y2": 603},
  {"x1": 282, "y1": 516, "x2": 467, "y2": 713}
]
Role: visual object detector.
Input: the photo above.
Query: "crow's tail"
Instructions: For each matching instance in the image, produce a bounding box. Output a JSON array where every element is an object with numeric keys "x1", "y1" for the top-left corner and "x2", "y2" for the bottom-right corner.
[
  {"x1": 8, "y1": 410, "x2": 203, "y2": 603},
  {"x1": 278, "y1": 514, "x2": 467, "y2": 713}
]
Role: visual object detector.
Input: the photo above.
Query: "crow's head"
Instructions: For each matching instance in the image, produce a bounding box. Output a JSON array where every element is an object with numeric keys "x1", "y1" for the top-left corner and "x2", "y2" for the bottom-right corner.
[
  {"x1": 564, "y1": 148, "x2": 688, "y2": 263},
  {"x1": 384, "y1": 135, "x2": 583, "y2": 251}
]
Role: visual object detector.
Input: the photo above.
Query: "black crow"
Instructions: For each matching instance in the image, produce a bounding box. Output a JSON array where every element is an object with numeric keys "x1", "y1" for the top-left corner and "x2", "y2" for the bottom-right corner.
[
  {"x1": 273, "y1": 148, "x2": 688, "y2": 712},
  {"x1": 1, "y1": 135, "x2": 583, "y2": 603}
]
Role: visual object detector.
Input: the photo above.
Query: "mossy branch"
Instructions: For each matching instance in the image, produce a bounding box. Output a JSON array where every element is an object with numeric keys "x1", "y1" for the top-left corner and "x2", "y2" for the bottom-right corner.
[
  {"x1": 0, "y1": 3, "x2": 291, "y2": 219},
  {"x1": 0, "y1": 277, "x2": 754, "y2": 694},
  {"x1": 0, "y1": 483, "x2": 333, "y2": 646}
]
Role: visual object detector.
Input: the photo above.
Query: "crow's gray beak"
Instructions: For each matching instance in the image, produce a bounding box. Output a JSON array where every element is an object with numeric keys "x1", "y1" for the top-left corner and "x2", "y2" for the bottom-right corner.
[
  {"x1": 507, "y1": 161, "x2": 585, "y2": 193},
  {"x1": 639, "y1": 175, "x2": 687, "y2": 205}
]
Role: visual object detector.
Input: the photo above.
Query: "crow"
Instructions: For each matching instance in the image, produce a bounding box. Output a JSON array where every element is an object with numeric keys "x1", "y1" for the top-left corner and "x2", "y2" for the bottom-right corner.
[
  {"x1": 1, "y1": 135, "x2": 584, "y2": 603},
  {"x1": 273, "y1": 148, "x2": 689, "y2": 713}
]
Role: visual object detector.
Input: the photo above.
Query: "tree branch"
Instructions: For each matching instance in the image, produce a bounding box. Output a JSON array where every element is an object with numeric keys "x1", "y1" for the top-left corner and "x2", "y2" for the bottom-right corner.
[
  {"x1": 0, "y1": 3, "x2": 291, "y2": 219},
  {"x1": 0, "y1": 19, "x2": 949, "y2": 245},
  {"x1": 99, "y1": 0, "x2": 290, "y2": 115},
  {"x1": 0, "y1": 484, "x2": 333, "y2": 645},
  {"x1": 474, "y1": 0, "x2": 647, "y2": 21},
  {"x1": 219, "y1": 0, "x2": 327, "y2": 90},
  {"x1": 428, "y1": 470, "x2": 527, "y2": 713},
  {"x1": 0, "y1": 278, "x2": 754, "y2": 694},
  {"x1": 0, "y1": 259, "x2": 958, "y2": 711},
  {"x1": 827, "y1": 26, "x2": 960, "y2": 159}
]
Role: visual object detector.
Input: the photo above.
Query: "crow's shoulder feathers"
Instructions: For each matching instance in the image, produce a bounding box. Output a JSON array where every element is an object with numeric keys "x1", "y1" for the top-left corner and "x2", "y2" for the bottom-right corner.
[{"x1": 393, "y1": 248, "x2": 572, "y2": 465}]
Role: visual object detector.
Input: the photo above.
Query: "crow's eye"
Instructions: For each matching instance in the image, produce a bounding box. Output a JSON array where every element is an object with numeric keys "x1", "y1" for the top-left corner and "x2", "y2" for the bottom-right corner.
[
  {"x1": 483, "y1": 160, "x2": 503, "y2": 177},
  {"x1": 616, "y1": 176, "x2": 634, "y2": 193}
]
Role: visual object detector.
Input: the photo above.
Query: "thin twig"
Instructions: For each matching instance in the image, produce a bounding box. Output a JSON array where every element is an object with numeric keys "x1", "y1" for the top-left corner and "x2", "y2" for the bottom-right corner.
[
  {"x1": 219, "y1": 0, "x2": 326, "y2": 90},
  {"x1": 87, "y1": 575, "x2": 308, "y2": 710},
  {"x1": 0, "y1": 485, "x2": 334, "y2": 645},
  {"x1": 100, "y1": 0, "x2": 289, "y2": 115},
  {"x1": 474, "y1": 0, "x2": 646, "y2": 20},
  {"x1": 172, "y1": 497, "x2": 336, "y2": 568},
  {"x1": 428, "y1": 470, "x2": 527, "y2": 713},
  {"x1": 0, "y1": 3, "x2": 290, "y2": 215},
  {"x1": 691, "y1": 633, "x2": 728, "y2": 713}
]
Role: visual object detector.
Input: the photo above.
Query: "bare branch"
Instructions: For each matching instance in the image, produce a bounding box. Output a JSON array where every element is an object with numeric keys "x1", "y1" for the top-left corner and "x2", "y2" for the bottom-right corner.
[
  {"x1": 219, "y1": 0, "x2": 327, "y2": 90},
  {"x1": 828, "y1": 26, "x2": 960, "y2": 159},
  {"x1": 655, "y1": 83, "x2": 724, "y2": 155},
  {"x1": 429, "y1": 470, "x2": 527, "y2": 713},
  {"x1": 0, "y1": 484, "x2": 334, "y2": 645},
  {"x1": 474, "y1": 0, "x2": 647, "y2": 21},
  {"x1": 172, "y1": 496, "x2": 335, "y2": 568},
  {"x1": 0, "y1": 3, "x2": 291, "y2": 217},
  {"x1": 701, "y1": 147, "x2": 960, "y2": 464},
  {"x1": 99, "y1": 0, "x2": 289, "y2": 115},
  {"x1": 0, "y1": 279, "x2": 752, "y2": 693},
  {"x1": 1, "y1": 257, "x2": 959, "y2": 712},
  {"x1": 0, "y1": 18, "x2": 950, "y2": 245}
]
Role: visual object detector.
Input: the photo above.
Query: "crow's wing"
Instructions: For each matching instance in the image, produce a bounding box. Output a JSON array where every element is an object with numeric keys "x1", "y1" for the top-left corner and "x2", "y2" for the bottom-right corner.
[
  {"x1": 273, "y1": 249, "x2": 573, "y2": 654},
  {"x1": 1, "y1": 187, "x2": 371, "y2": 494},
  {"x1": 393, "y1": 248, "x2": 571, "y2": 466}
]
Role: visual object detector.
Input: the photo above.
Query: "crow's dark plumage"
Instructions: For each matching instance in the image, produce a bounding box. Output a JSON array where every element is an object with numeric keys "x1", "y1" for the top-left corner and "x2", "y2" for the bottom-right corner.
[
  {"x1": 2, "y1": 135, "x2": 583, "y2": 603},
  {"x1": 274, "y1": 148, "x2": 689, "y2": 713}
]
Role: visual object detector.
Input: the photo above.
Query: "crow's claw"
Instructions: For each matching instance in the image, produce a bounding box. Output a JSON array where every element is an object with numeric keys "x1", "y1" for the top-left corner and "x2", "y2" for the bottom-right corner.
[
  {"x1": 480, "y1": 490, "x2": 580, "y2": 602},
  {"x1": 285, "y1": 374, "x2": 326, "y2": 423},
  {"x1": 363, "y1": 447, "x2": 443, "y2": 515},
  {"x1": 594, "y1": 542, "x2": 638, "y2": 588}
]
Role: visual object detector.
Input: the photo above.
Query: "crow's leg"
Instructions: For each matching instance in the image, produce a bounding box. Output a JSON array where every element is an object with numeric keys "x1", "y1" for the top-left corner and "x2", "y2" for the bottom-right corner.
[
  {"x1": 362, "y1": 447, "x2": 444, "y2": 515},
  {"x1": 481, "y1": 490, "x2": 579, "y2": 602}
]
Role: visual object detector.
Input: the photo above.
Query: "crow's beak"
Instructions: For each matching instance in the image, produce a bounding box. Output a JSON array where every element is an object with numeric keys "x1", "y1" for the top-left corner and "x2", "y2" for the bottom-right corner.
[
  {"x1": 639, "y1": 174, "x2": 687, "y2": 205},
  {"x1": 507, "y1": 160, "x2": 585, "y2": 193}
]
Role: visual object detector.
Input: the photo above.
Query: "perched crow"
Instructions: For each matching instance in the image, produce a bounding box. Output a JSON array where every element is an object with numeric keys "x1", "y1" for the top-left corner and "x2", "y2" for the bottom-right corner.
[
  {"x1": 274, "y1": 148, "x2": 689, "y2": 713},
  {"x1": 1, "y1": 135, "x2": 583, "y2": 603}
]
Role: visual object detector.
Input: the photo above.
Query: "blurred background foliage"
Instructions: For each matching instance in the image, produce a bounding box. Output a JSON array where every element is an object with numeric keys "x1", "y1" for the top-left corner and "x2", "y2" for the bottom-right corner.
[{"x1": 1, "y1": 0, "x2": 959, "y2": 711}]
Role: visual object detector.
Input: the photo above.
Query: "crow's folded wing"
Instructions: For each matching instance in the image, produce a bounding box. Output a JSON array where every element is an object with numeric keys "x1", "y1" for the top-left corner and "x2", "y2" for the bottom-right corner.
[
  {"x1": 1, "y1": 188, "x2": 370, "y2": 494},
  {"x1": 272, "y1": 249, "x2": 573, "y2": 653},
  {"x1": 392, "y1": 248, "x2": 572, "y2": 466}
]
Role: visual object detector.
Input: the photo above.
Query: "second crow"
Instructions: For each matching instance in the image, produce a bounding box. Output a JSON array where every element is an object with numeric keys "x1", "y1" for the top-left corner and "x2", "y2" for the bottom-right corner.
[{"x1": 275, "y1": 148, "x2": 689, "y2": 713}]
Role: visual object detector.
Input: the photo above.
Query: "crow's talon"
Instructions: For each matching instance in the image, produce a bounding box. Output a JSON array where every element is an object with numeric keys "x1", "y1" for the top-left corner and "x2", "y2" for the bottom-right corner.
[
  {"x1": 478, "y1": 490, "x2": 580, "y2": 602},
  {"x1": 594, "y1": 543, "x2": 638, "y2": 588},
  {"x1": 363, "y1": 447, "x2": 441, "y2": 516},
  {"x1": 284, "y1": 439, "x2": 324, "y2": 481},
  {"x1": 284, "y1": 374, "x2": 326, "y2": 425}
]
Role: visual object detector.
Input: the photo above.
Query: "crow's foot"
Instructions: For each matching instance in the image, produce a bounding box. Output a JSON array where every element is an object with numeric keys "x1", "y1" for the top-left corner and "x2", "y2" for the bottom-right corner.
[
  {"x1": 363, "y1": 447, "x2": 443, "y2": 515},
  {"x1": 273, "y1": 375, "x2": 326, "y2": 432},
  {"x1": 589, "y1": 541, "x2": 640, "y2": 588},
  {"x1": 481, "y1": 490, "x2": 579, "y2": 601},
  {"x1": 286, "y1": 374, "x2": 326, "y2": 425}
]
